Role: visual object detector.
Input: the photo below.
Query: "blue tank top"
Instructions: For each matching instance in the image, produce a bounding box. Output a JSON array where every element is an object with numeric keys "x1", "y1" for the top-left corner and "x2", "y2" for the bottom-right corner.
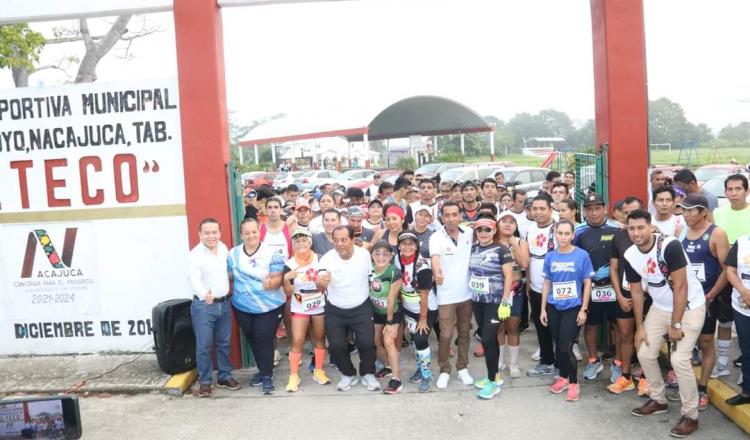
[{"x1": 681, "y1": 224, "x2": 720, "y2": 293}]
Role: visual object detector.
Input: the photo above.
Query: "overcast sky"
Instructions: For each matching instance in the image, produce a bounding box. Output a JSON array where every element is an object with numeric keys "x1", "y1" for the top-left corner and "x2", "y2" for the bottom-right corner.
[{"x1": 4, "y1": 0, "x2": 749, "y2": 132}]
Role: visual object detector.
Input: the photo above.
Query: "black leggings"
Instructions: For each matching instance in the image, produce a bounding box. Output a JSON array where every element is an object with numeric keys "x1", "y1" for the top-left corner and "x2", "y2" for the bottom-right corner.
[
  {"x1": 404, "y1": 309, "x2": 437, "y2": 350},
  {"x1": 474, "y1": 302, "x2": 501, "y2": 379},
  {"x1": 547, "y1": 304, "x2": 581, "y2": 384},
  {"x1": 233, "y1": 304, "x2": 284, "y2": 377},
  {"x1": 326, "y1": 299, "x2": 376, "y2": 377},
  {"x1": 530, "y1": 291, "x2": 556, "y2": 366}
]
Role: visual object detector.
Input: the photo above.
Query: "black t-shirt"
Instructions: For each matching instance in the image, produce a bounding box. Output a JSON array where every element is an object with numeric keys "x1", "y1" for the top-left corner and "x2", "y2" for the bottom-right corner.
[
  {"x1": 415, "y1": 228, "x2": 434, "y2": 259},
  {"x1": 725, "y1": 241, "x2": 739, "y2": 267},
  {"x1": 245, "y1": 204, "x2": 259, "y2": 220},
  {"x1": 610, "y1": 228, "x2": 633, "y2": 291}
]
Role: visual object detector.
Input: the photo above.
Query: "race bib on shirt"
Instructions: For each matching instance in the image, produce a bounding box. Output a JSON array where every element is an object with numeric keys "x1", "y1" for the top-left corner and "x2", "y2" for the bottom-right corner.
[
  {"x1": 690, "y1": 263, "x2": 706, "y2": 283},
  {"x1": 592, "y1": 285, "x2": 616, "y2": 303},
  {"x1": 405, "y1": 315, "x2": 418, "y2": 333},
  {"x1": 469, "y1": 275, "x2": 490, "y2": 295},
  {"x1": 299, "y1": 293, "x2": 325, "y2": 312},
  {"x1": 552, "y1": 280, "x2": 577, "y2": 301}
]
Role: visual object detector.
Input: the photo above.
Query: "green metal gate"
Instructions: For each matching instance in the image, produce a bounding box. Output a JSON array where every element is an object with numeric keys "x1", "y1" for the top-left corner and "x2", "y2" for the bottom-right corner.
[
  {"x1": 573, "y1": 145, "x2": 608, "y2": 207},
  {"x1": 227, "y1": 162, "x2": 256, "y2": 367}
]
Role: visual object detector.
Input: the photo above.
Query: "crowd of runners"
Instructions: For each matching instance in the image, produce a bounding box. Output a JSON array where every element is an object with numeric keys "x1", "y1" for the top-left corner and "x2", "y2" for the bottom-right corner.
[{"x1": 188, "y1": 167, "x2": 750, "y2": 438}]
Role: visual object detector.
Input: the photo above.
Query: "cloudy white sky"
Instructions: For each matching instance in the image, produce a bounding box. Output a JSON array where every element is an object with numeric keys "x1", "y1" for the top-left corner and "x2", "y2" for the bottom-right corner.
[{"x1": 4, "y1": 0, "x2": 750, "y2": 132}]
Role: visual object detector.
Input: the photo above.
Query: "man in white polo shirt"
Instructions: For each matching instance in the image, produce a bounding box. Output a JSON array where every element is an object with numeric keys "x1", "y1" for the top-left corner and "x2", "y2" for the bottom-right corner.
[
  {"x1": 317, "y1": 225, "x2": 380, "y2": 392},
  {"x1": 430, "y1": 201, "x2": 474, "y2": 389}
]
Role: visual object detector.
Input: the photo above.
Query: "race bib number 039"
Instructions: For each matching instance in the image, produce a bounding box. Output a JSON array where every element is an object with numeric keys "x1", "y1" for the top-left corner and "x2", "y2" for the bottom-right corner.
[{"x1": 469, "y1": 275, "x2": 490, "y2": 295}]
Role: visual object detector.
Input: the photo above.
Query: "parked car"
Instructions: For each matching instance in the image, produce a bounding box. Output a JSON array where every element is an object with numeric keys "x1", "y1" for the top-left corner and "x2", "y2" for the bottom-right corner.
[
  {"x1": 495, "y1": 166, "x2": 550, "y2": 193},
  {"x1": 338, "y1": 169, "x2": 377, "y2": 188},
  {"x1": 415, "y1": 162, "x2": 465, "y2": 180},
  {"x1": 694, "y1": 164, "x2": 746, "y2": 185},
  {"x1": 241, "y1": 171, "x2": 276, "y2": 189},
  {"x1": 295, "y1": 169, "x2": 344, "y2": 192},
  {"x1": 348, "y1": 169, "x2": 401, "y2": 192},
  {"x1": 272, "y1": 171, "x2": 306, "y2": 190},
  {"x1": 438, "y1": 165, "x2": 499, "y2": 185}
]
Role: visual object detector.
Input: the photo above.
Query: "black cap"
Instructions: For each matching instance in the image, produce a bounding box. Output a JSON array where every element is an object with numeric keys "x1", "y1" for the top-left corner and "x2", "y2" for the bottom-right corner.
[
  {"x1": 583, "y1": 193, "x2": 605, "y2": 207},
  {"x1": 677, "y1": 193, "x2": 709, "y2": 210},
  {"x1": 371, "y1": 240, "x2": 391, "y2": 253}
]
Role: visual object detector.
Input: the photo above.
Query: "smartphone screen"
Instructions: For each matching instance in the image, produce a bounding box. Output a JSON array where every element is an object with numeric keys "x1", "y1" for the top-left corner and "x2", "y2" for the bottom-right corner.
[{"x1": 0, "y1": 396, "x2": 81, "y2": 439}]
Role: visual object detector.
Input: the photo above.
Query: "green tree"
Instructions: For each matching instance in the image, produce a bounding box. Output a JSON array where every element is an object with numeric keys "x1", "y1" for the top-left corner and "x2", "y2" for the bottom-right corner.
[
  {"x1": 648, "y1": 97, "x2": 713, "y2": 146},
  {"x1": 718, "y1": 122, "x2": 750, "y2": 142},
  {"x1": 538, "y1": 108, "x2": 575, "y2": 139},
  {"x1": 568, "y1": 119, "x2": 595, "y2": 148},
  {"x1": 0, "y1": 24, "x2": 46, "y2": 86},
  {"x1": 506, "y1": 112, "x2": 555, "y2": 149}
]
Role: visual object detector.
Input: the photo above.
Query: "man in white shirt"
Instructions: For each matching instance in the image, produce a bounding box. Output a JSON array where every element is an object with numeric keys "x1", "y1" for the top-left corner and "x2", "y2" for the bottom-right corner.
[
  {"x1": 430, "y1": 201, "x2": 474, "y2": 389},
  {"x1": 652, "y1": 186, "x2": 687, "y2": 241},
  {"x1": 317, "y1": 225, "x2": 380, "y2": 392},
  {"x1": 623, "y1": 209, "x2": 705, "y2": 438},
  {"x1": 188, "y1": 218, "x2": 239, "y2": 397}
]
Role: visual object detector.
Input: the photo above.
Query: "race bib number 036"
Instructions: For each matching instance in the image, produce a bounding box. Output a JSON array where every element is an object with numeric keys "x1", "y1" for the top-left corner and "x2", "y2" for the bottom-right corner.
[{"x1": 592, "y1": 285, "x2": 616, "y2": 303}]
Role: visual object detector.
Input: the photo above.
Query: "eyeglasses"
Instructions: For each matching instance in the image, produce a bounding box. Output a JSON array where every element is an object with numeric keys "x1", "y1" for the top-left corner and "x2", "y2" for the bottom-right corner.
[{"x1": 475, "y1": 227, "x2": 493, "y2": 233}]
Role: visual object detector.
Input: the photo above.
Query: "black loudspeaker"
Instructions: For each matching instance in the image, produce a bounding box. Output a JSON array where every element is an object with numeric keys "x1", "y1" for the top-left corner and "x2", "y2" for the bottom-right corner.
[{"x1": 152, "y1": 298, "x2": 196, "y2": 374}]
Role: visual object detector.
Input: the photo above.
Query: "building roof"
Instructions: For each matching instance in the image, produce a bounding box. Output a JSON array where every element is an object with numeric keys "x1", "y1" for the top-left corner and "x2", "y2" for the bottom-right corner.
[{"x1": 239, "y1": 95, "x2": 492, "y2": 146}]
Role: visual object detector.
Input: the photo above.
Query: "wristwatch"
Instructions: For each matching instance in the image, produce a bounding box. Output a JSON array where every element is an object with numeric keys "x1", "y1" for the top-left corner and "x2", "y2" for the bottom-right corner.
[
  {"x1": 385, "y1": 319, "x2": 398, "y2": 325},
  {"x1": 671, "y1": 322, "x2": 683, "y2": 329}
]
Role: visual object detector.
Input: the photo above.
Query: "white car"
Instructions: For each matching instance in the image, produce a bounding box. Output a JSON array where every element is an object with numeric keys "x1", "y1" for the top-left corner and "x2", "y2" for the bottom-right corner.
[
  {"x1": 701, "y1": 175, "x2": 750, "y2": 207},
  {"x1": 338, "y1": 169, "x2": 377, "y2": 188},
  {"x1": 273, "y1": 171, "x2": 306, "y2": 190},
  {"x1": 439, "y1": 165, "x2": 499, "y2": 184},
  {"x1": 298, "y1": 169, "x2": 344, "y2": 191}
]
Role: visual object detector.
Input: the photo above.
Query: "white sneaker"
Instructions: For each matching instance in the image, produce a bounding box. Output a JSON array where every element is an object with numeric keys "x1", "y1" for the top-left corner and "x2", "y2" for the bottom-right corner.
[
  {"x1": 531, "y1": 348, "x2": 541, "y2": 361},
  {"x1": 509, "y1": 365, "x2": 521, "y2": 378},
  {"x1": 572, "y1": 343, "x2": 582, "y2": 362},
  {"x1": 711, "y1": 363, "x2": 731, "y2": 378},
  {"x1": 336, "y1": 375, "x2": 359, "y2": 391},
  {"x1": 361, "y1": 374, "x2": 381, "y2": 391},
  {"x1": 436, "y1": 372, "x2": 450, "y2": 389},
  {"x1": 457, "y1": 368, "x2": 474, "y2": 386},
  {"x1": 273, "y1": 349, "x2": 281, "y2": 367}
]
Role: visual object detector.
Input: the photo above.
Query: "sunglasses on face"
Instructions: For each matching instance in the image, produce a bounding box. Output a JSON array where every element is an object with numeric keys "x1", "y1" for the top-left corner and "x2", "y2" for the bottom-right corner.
[{"x1": 475, "y1": 227, "x2": 493, "y2": 233}]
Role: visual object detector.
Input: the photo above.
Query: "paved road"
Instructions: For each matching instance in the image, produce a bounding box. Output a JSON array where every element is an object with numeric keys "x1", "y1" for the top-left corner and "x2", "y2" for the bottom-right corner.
[{"x1": 77, "y1": 334, "x2": 746, "y2": 440}]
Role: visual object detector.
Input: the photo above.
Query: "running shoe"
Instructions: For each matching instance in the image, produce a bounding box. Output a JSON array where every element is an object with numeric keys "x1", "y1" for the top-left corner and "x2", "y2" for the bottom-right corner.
[
  {"x1": 550, "y1": 377, "x2": 569, "y2": 394},
  {"x1": 336, "y1": 375, "x2": 359, "y2": 391},
  {"x1": 436, "y1": 372, "x2": 450, "y2": 389},
  {"x1": 361, "y1": 374, "x2": 382, "y2": 391},
  {"x1": 710, "y1": 363, "x2": 731, "y2": 378},
  {"x1": 384, "y1": 378, "x2": 402, "y2": 394},
  {"x1": 285, "y1": 374, "x2": 300, "y2": 392},
  {"x1": 583, "y1": 360, "x2": 604, "y2": 380},
  {"x1": 531, "y1": 348, "x2": 541, "y2": 361},
  {"x1": 477, "y1": 382, "x2": 501, "y2": 400},
  {"x1": 474, "y1": 375, "x2": 504, "y2": 389},
  {"x1": 637, "y1": 378, "x2": 650, "y2": 397},
  {"x1": 312, "y1": 369, "x2": 331, "y2": 385},
  {"x1": 566, "y1": 383, "x2": 580, "y2": 402},
  {"x1": 419, "y1": 376, "x2": 432, "y2": 393},
  {"x1": 409, "y1": 368, "x2": 423, "y2": 384},
  {"x1": 607, "y1": 376, "x2": 635, "y2": 394},
  {"x1": 691, "y1": 346, "x2": 702, "y2": 366},
  {"x1": 249, "y1": 373, "x2": 264, "y2": 387},
  {"x1": 572, "y1": 343, "x2": 583, "y2": 362},
  {"x1": 509, "y1": 365, "x2": 521, "y2": 378},
  {"x1": 698, "y1": 391, "x2": 709, "y2": 411},
  {"x1": 262, "y1": 376, "x2": 275, "y2": 395},
  {"x1": 527, "y1": 363, "x2": 556, "y2": 377},
  {"x1": 473, "y1": 343, "x2": 485, "y2": 357},
  {"x1": 375, "y1": 367, "x2": 392, "y2": 379},
  {"x1": 610, "y1": 363, "x2": 622, "y2": 383},
  {"x1": 665, "y1": 370, "x2": 679, "y2": 388},
  {"x1": 457, "y1": 368, "x2": 474, "y2": 386}
]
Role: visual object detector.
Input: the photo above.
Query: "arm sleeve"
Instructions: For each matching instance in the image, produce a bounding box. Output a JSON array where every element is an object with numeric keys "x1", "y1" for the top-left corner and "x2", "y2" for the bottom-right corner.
[
  {"x1": 582, "y1": 252, "x2": 594, "y2": 279},
  {"x1": 624, "y1": 259, "x2": 642, "y2": 283},
  {"x1": 725, "y1": 242, "x2": 739, "y2": 268},
  {"x1": 189, "y1": 252, "x2": 209, "y2": 299},
  {"x1": 429, "y1": 234, "x2": 440, "y2": 257},
  {"x1": 610, "y1": 233, "x2": 623, "y2": 259},
  {"x1": 416, "y1": 267, "x2": 434, "y2": 290},
  {"x1": 664, "y1": 239, "x2": 688, "y2": 273}
]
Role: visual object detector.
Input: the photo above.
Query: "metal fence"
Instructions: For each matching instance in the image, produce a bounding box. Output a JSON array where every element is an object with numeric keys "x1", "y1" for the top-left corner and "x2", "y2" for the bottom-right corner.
[{"x1": 573, "y1": 146, "x2": 608, "y2": 207}]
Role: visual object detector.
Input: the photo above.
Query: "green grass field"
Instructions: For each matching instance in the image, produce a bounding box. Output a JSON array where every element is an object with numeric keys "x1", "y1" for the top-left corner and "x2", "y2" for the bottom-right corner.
[{"x1": 455, "y1": 147, "x2": 750, "y2": 169}]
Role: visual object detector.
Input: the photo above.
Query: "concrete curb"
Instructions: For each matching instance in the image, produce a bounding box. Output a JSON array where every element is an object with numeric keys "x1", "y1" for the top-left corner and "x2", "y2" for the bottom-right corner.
[
  {"x1": 163, "y1": 369, "x2": 197, "y2": 396},
  {"x1": 696, "y1": 367, "x2": 750, "y2": 435}
]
